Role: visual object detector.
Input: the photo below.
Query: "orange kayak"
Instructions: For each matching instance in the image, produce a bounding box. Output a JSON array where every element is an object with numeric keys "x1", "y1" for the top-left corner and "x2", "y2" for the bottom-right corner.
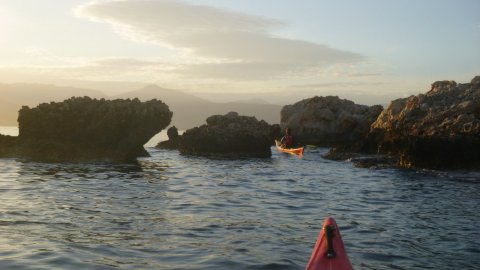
[
  {"x1": 306, "y1": 217, "x2": 353, "y2": 270},
  {"x1": 275, "y1": 140, "x2": 304, "y2": 155}
]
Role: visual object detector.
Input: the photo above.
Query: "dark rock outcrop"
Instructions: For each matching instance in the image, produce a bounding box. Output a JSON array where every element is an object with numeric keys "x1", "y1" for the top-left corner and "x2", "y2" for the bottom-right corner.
[
  {"x1": 269, "y1": 124, "x2": 282, "y2": 144},
  {"x1": 0, "y1": 97, "x2": 172, "y2": 162},
  {"x1": 280, "y1": 96, "x2": 383, "y2": 146},
  {"x1": 367, "y1": 76, "x2": 480, "y2": 169},
  {"x1": 156, "y1": 126, "x2": 182, "y2": 150},
  {"x1": 178, "y1": 112, "x2": 273, "y2": 157},
  {"x1": 0, "y1": 134, "x2": 19, "y2": 157}
]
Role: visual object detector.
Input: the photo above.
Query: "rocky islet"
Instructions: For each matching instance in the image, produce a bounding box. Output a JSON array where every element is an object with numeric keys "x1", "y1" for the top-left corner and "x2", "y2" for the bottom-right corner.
[
  {"x1": 280, "y1": 96, "x2": 383, "y2": 146},
  {"x1": 0, "y1": 97, "x2": 172, "y2": 162},
  {"x1": 1, "y1": 76, "x2": 478, "y2": 169},
  {"x1": 366, "y1": 76, "x2": 480, "y2": 169},
  {"x1": 171, "y1": 112, "x2": 276, "y2": 158}
]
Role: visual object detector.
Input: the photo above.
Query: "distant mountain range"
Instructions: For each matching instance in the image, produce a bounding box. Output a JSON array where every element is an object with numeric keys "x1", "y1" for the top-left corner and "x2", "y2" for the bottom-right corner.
[
  {"x1": 114, "y1": 85, "x2": 281, "y2": 129},
  {"x1": 0, "y1": 83, "x2": 106, "y2": 126},
  {"x1": 0, "y1": 83, "x2": 281, "y2": 129}
]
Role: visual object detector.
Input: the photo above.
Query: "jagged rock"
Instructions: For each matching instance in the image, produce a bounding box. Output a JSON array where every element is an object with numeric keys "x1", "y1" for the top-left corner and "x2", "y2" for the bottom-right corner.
[
  {"x1": 471, "y1": 75, "x2": 480, "y2": 86},
  {"x1": 178, "y1": 112, "x2": 272, "y2": 157},
  {"x1": 368, "y1": 76, "x2": 480, "y2": 169},
  {"x1": 280, "y1": 96, "x2": 383, "y2": 145},
  {"x1": 1, "y1": 97, "x2": 172, "y2": 162}
]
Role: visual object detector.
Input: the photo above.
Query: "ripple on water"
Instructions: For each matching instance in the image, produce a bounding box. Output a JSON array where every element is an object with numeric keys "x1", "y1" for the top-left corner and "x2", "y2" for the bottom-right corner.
[{"x1": 0, "y1": 149, "x2": 479, "y2": 269}]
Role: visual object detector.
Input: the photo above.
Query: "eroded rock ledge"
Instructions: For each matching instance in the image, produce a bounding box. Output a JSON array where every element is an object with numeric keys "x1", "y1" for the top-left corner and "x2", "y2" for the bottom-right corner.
[{"x1": 0, "y1": 97, "x2": 172, "y2": 162}]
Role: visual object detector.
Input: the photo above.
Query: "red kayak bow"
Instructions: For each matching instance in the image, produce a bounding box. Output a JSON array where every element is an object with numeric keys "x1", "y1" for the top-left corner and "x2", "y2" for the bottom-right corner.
[{"x1": 306, "y1": 217, "x2": 353, "y2": 270}]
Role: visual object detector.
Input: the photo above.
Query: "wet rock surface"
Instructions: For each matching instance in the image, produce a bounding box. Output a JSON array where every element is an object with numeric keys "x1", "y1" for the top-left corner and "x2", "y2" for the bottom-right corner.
[
  {"x1": 0, "y1": 97, "x2": 172, "y2": 162},
  {"x1": 280, "y1": 96, "x2": 382, "y2": 146}
]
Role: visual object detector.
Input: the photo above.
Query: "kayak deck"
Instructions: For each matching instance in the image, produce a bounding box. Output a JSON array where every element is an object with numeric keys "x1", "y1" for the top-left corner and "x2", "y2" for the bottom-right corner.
[{"x1": 306, "y1": 217, "x2": 353, "y2": 270}]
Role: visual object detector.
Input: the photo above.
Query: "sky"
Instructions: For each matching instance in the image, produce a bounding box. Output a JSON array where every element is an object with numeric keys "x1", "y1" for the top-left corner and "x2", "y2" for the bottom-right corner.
[{"x1": 0, "y1": 0, "x2": 479, "y2": 104}]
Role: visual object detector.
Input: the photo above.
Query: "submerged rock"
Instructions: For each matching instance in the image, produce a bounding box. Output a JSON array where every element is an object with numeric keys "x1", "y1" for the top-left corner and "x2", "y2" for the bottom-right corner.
[
  {"x1": 280, "y1": 96, "x2": 382, "y2": 146},
  {"x1": 3, "y1": 97, "x2": 172, "y2": 162},
  {"x1": 178, "y1": 112, "x2": 273, "y2": 157},
  {"x1": 368, "y1": 76, "x2": 480, "y2": 169}
]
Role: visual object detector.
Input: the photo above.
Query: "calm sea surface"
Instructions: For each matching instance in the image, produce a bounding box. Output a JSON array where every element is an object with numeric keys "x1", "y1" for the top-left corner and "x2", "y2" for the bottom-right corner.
[{"x1": 0, "y1": 127, "x2": 479, "y2": 270}]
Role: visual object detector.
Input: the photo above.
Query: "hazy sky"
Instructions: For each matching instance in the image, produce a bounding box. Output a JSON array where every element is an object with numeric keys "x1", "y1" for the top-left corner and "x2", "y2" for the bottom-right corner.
[{"x1": 0, "y1": 0, "x2": 479, "y2": 104}]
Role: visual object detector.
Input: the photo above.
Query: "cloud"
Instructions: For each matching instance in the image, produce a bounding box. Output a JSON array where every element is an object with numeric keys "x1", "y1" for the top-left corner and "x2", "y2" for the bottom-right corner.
[
  {"x1": 75, "y1": 0, "x2": 364, "y2": 80},
  {"x1": 292, "y1": 81, "x2": 388, "y2": 89},
  {"x1": 51, "y1": 58, "x2": 178, "y2": 81},
  {"x1": 75, "y1": 0, "x2": 282, "y2": 50},
  {"x1": 0, "y1": 57, "x2": 178, "y2": 83},
  {"x1": 176, "y1": 62, "x2": 298, "y2": 80},
  {"x1": 76, "y1": 0, "x2": 280, "y2": 35}
]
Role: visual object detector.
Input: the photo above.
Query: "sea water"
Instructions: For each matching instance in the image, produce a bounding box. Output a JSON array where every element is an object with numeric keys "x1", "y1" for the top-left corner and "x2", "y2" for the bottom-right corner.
[{"x1": 0, "y1": 127, "x2": 479, "y2": 270}]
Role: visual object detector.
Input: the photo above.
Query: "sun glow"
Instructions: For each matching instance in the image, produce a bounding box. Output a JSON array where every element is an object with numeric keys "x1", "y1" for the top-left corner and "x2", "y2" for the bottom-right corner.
[{"x1": 0, "y1": 5, "x2": 13, "y2": 41}]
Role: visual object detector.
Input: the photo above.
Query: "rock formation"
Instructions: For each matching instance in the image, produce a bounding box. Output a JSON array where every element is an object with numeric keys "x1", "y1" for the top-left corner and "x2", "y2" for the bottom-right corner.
[
  {"x1": 280, "y1": 96, "x2": 383, "y2": 145},
  {"x1": 156, "y1": 126, "x2": 182, "y2": 150},
  {"x1": 368, "y1": 76, "x2": 480, "y2": 169},
  {"x1": 0, "y1": 134, "x2": 18, "y2": 157},
  {"x1": 178, "y1": 112, "x2": 273, "y2": 157},
  {"x1": 0, "y1": 97, "x2": 172, "y2": 162}
]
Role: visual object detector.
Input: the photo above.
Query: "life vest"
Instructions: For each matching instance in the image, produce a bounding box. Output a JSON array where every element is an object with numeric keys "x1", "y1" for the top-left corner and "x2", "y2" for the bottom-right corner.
[{"x1": 282, "y1": 135, "x2": 294, "y2": 147}]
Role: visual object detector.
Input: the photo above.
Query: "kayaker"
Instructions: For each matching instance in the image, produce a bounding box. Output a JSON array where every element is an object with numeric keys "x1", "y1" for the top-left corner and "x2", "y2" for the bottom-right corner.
[{"x1": 280, "y1": 128, "x2": 294, "y2": 148}]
